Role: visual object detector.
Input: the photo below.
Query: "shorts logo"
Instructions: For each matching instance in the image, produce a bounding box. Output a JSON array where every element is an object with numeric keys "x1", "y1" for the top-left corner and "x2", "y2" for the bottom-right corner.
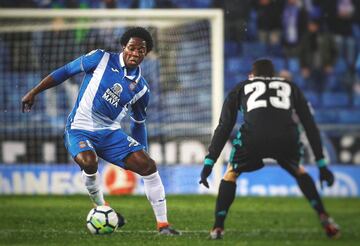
[
  {"x1": 102, "y1": 83, "x2": 122, "y2": 107},
  {"x1": 79, "y1": 140, "x2": 93, "y2": 149},
  {"x1": 127, "y1": 136, "x2": 140, "y2": 147},
  {"x1": 79, "y1": 141, "x2": 87, "y2": 148}
]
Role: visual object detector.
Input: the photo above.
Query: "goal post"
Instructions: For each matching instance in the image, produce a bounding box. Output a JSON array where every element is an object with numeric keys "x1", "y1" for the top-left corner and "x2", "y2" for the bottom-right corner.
[{"x1": 0, "y1": 8, "x2": 224, "y2": 191}]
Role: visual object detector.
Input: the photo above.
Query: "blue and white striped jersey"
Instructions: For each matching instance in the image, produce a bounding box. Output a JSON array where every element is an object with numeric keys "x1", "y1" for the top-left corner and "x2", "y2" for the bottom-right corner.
[{"x1": 51, "y1": 49, "x2": 150, "y2": 131}]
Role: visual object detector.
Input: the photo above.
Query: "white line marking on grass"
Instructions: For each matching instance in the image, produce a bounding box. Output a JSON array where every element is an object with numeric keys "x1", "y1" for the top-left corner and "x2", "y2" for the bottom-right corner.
[
  {"x1": 116, "y1": 228, "x2": 320, "y2": 234},
  {"x1": 0, "y1": 228, "x2": 320, "y2": 235}
]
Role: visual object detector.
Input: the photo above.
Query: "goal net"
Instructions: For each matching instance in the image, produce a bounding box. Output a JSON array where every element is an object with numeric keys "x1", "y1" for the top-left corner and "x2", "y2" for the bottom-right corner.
[{"x1": 0, "y1": 9, "x2": 224, "y2": 167}]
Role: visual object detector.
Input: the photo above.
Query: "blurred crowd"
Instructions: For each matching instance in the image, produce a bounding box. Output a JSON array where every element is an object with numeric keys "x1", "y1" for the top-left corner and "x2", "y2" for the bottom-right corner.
[
  {"x1": 220, "y1": 0, "x2": 360, "y2": 96},
  {"x1": 1, "y1": 0, "x2": 360, "y2": 111},
  {"x1": 0, "y1": 0, "x2": 359, "y2": 166}
]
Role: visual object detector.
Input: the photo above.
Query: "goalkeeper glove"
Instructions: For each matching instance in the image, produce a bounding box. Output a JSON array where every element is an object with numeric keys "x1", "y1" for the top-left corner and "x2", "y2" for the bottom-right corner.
[
  {"x1": 317, "y1": 159, "x2": 335, "y2": 189},
  {"x1": 199, "y1": 158, "x2": 214, "y2": 188}
]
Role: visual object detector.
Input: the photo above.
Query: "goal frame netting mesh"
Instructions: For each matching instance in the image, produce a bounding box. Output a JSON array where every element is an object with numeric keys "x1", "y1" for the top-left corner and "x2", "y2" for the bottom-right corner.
[{"x1": 0, "y1": 8, "x2": 224, "y2": 185}]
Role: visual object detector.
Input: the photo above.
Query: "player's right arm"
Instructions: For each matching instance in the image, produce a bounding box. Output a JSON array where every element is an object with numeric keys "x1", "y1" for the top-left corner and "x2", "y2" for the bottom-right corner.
[
  {"x1": 22, "y1": 49, "x2": 104, "y2": 112},
  {"x1": 207, "y1": 89, "x2": 239, "y2": 162},
  {"x1": 200, "y1": 87, "x2": 240, "y2": 188}
]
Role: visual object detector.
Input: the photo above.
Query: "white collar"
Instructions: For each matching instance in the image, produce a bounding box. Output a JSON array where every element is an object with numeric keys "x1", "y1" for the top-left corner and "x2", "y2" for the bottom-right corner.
[{"x1": 119, "y1": 52, "x2": 142, "y2": 83}]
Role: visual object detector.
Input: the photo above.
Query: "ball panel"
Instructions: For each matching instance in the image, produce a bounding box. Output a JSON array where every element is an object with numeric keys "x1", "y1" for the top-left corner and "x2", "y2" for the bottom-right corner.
[
  {"x1": 98, "y1": 225, "x2": 115, "y2": 234},
  {"x1": 86, "y1": 205, "x2": 118, "y2": 235},
  {"x1": 86, "y1": 208, "x2": 96, "y2": 222},
  {"x1": 95, "y1": 205, "x2": 113, "y2": 213},
  {"x1": 107, "y1": 211, "x2": 119, "y2": 228},
  {"x1": 86, "y1": 221, "x2": 98, "y2": 234}
]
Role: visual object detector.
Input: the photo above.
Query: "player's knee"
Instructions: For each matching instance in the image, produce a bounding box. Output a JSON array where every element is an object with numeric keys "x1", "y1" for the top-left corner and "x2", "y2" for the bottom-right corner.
[
  {"x1": 138, "y1": 158, "x2": 157, "y2": 176},
  {"x1": 223, "y1": 169, "x2": 238, "y2": 182},
  {"x1": 76, "y1": 151, "x2": 98, "y2": 174},
  {"x1": 295, "y1": 165, "x2": 307, "y2": 178}
]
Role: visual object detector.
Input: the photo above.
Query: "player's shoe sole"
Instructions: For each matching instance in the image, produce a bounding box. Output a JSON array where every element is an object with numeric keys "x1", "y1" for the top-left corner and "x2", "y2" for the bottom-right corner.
[
  {"x1": 320, "y1": 214, "x2": 341, "y2": 239},
  {"x1": 158, "y1": 226, "x2": 181, "y2": 235},
  {"x1": 209, "y1": 227, "x2": 224, "y2": 240}
]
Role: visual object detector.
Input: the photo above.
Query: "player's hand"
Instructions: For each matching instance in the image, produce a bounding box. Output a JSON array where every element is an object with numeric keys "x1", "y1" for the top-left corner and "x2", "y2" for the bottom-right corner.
[
  {"x1": 319, "y1": 166, "x2": 335, "y2": 189},
  {"x1": 199, "y1": 165, "x2": 212, "y2": 188},
  {"x1": 199, "y1": 158, "x2": 214, "y2": 189},
  {"x1": 21, "y1": 91, "x2": 36, "y2": 113}
]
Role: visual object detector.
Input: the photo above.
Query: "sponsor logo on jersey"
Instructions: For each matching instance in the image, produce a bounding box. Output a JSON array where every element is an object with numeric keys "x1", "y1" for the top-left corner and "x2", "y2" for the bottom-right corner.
[{"x1": 102, "y1": 83, "x2": 122, "y2": 107}]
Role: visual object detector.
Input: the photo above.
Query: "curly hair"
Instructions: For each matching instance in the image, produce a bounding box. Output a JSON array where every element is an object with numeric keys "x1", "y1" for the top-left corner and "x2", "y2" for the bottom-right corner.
[{"x1": 120, "y1": 27, "x2": 153, "y2": 52}]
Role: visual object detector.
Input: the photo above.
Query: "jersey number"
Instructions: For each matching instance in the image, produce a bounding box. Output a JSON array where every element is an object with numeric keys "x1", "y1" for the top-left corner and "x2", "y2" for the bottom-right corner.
[{"x1": 244, "y1": 81, "x2": 291, "y2": 112}]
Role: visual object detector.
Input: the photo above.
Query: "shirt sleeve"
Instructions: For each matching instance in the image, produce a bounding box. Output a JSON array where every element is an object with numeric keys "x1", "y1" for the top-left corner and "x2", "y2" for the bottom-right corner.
[
  {"x1": 207, "y1": 87, "x2": 240, "y2": 162},
  {"x1": 81, "y1": 49, "x2": 105, "y2": 72},
  {"x1": 293, "y1": 84, "x2": 324, "y2": 161},
  {"x1": 130, "y1": 88, "x2": 150, "y2": 150},
  {"x1": 50, "y1": 49, "x2": 104, "y2": 84},
  {"x1": 130, "y1": 87, "x2": 150, "y2": 123}
]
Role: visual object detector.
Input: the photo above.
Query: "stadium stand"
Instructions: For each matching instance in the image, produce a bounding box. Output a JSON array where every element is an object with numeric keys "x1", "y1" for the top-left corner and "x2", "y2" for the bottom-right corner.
[{"x1": 0, "y1": 0, "x2": 359, "y2": 166}]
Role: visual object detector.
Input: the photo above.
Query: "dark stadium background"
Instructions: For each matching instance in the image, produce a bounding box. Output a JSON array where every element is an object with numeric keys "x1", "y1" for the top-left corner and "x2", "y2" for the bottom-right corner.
[
  {"x1": 0, "y1": 0, "x2": 359, "y2": 195},
  {"x1": 0, "y1": 1, "x2": 360, "y2": 245}
]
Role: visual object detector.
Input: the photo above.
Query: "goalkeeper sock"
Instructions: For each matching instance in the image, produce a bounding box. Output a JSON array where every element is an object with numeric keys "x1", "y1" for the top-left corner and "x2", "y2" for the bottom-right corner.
[
  {"x1": 296, "y1": 173, "x2": 326, "y2": 215},
  {"x1": 82, "y1": 171, "x2": 106, "y2": 206},
  {"x1": 142, "y1": 171, "x2": 168, "y2": 224},
  {"x1": 213, "y1": 179, "x2": 237, "y2": 229}
]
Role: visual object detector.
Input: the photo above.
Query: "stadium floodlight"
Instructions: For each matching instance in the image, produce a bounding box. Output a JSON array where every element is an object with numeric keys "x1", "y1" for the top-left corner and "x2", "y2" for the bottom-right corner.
[{"x1": 0, "y1": 8, "x2": 224, "y2": 191}]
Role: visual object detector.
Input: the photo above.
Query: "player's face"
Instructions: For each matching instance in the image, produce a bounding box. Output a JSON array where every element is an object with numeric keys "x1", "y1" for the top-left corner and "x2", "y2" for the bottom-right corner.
[{"x1": 122, "y1": 37, "x2": 147, "y2": 68}]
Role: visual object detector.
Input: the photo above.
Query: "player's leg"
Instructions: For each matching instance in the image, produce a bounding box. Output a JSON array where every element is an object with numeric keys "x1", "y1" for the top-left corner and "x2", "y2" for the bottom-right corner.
[
  {"x1": 277, "y1": 158, "x2": 340, "y2": 238},
  {"x1": 124, "y1": 150, "x2": 180, "y2": 235},
  {"x1": 279, "y1": 160, "x2": 327, "y2": 215},
  {"x1": 211, "y1": 162, "x2": 264, "y2": 239},
  {"x1": 64, "y1": 130, "x2": 106, "y2": 206},
  {"x1": 210, "y1": 163, "x2": 238, "y2": 239},
  {"x1": 97, "y1": 130, "x2": 179, "y2": 235},
  {"x1": 76, "y1": 150, "x2": 107, "y2": 206},
  {"x1": 211, "y1": 139, "x2": 264, "y2": 239}
]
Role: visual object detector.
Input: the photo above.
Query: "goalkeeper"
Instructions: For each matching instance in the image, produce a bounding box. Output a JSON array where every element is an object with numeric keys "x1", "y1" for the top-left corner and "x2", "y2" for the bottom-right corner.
[{"x1": 199, "y1": 59, "x2": 340, "y2": 240}]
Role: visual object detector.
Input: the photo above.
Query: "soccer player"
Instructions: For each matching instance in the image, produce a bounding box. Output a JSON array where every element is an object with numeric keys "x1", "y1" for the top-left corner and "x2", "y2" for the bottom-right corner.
[
  {"x1": 199, "y1": 59, "x2": 340, "y2": 239},
  {"x1": 22, "y1": 27, "x2": 180, "y2": 235}
]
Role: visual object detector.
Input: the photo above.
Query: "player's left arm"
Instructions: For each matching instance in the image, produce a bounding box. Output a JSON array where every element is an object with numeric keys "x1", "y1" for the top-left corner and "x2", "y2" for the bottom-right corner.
[
  {"x1": 294, "y1": 89, "x2": 323, "y2": 161},
  {"x1": 293, "y1": 85, "x2": 334, "y2": 188},
  {"x1": 130, "y1": 87, "x2": 150, "y2": 151}
]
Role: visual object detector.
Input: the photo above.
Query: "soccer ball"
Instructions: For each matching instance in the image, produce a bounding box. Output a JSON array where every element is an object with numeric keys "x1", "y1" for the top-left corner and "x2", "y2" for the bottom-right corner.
[{"x1": 86, "y1": 205, "x2": 119, "y2": 234}]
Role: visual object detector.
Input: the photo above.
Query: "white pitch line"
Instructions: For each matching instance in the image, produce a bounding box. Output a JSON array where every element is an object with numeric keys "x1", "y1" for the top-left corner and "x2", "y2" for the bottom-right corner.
[{"x1": 0, "y1": 228, "x2": 320, "y2": 235}]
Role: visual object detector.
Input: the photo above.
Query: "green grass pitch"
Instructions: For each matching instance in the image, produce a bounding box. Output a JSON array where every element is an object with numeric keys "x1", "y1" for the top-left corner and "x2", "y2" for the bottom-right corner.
[{"x1": 0, "y1": 195, "x2": 359, "y2": 246}]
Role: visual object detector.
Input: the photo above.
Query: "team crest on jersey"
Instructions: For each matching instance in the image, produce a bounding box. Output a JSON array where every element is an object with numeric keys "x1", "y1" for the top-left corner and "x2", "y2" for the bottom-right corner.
[
  {"x1": 102, "y1": 83, "x2": 122, "y2": 107},
  {"x1": 111, "y1": 83, "x2": 123, "y2": 96}
]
